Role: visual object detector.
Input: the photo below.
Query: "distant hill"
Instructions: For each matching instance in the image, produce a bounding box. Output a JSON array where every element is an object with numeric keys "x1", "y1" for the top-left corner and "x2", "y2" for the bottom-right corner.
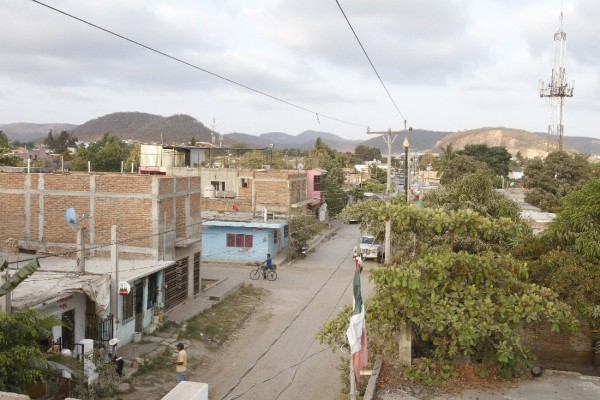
[
  {"x1": 0, "y1": 122, "x2": 77, "y2": 142},
  {"x1": 225, "y1": 130, "x2": 362, "y2": 152},
  {"x1": 531, "y1": 131, "x2": 600, "y2": 156},
  {"x1": 435, "y1": 127, "x2": 553, "y2": 158},
  {"x1": 71, "y1": 112, "x2": 236, "y2": 146},
  {"x1": 2, "y1": 113, "x2": 600, "y2": 156}
]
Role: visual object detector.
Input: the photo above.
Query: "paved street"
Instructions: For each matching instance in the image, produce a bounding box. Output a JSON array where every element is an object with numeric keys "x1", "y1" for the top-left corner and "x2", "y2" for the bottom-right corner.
[{"x1": 196, "y1": 223, "x2": 373, "y2": 400}]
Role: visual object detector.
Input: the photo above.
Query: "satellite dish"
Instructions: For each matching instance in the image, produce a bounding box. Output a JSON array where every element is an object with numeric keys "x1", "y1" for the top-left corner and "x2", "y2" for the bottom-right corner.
[{"x1": 66, "y1": 208, "x2": 77, "y2": 230}]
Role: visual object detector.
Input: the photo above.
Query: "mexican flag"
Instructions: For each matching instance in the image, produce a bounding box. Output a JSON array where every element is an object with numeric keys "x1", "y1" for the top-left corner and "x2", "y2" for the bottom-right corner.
[{"x1": 346, "y1": 264, "x2": 367, "y2": 383}]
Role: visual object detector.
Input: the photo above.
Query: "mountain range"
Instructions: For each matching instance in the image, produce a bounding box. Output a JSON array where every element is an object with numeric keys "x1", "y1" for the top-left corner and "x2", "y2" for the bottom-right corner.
[{"x1": 2, "y1": 112, "x2": 600, "y2": 156}]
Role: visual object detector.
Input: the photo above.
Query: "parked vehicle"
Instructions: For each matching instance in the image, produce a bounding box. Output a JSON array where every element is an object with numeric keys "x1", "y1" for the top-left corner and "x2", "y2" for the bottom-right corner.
[
  {"x1": 353, "y1": 235, "x2": 384, "y2": 262},
  {"x1": 299, "y1": 243, "x2": 308, "y2": 258}
]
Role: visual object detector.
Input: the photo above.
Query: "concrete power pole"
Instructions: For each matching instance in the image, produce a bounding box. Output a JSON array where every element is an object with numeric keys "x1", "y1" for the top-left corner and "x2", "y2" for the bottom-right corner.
[
  {"x1": 539, "y1": 11, "x2": 574, "y2": 151},
  {"x1": 367, "y1": 127, "x2": 410, "y2": 264}
]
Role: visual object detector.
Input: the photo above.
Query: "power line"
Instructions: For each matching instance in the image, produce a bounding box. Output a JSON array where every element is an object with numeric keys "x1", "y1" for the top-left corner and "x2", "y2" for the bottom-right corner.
[
  {"x1": 220, "y1": 246, "x2": 356, "y2": 400},
  {"x1": 334, "y1": 0, "x2": 407, "y2": 123},
  {"x1": 30, "y1": 0, "x2": 368, "y2": 130}
]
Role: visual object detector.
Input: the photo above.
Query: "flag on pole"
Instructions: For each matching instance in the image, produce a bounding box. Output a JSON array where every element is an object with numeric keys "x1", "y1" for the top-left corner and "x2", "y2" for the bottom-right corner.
[
  {"x1": 346, "y1": 264, "x2": 368, "y2": 383},
  {"x1": 353, "y1": 254, "x2": 363, "y2": 273}
]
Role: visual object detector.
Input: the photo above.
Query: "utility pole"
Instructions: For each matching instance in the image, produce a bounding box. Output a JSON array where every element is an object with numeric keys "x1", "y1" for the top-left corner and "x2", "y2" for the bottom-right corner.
[
  {"x1": 367, "y1": 125, "x2": 411, "y2": 264},
  {"x1": 539, "y1": 11, "x2": 574, "y2": 151}
]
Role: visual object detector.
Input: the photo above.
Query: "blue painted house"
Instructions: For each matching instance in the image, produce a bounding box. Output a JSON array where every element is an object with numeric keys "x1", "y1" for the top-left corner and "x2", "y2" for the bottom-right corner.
[{"x1": 202, "y1": 211, "x2": 288, "y2": 262}]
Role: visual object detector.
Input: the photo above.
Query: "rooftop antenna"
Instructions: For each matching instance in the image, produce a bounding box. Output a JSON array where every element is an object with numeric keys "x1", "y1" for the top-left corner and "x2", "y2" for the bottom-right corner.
[
  {"x1": 539, "y1": 11, "x2": 574, "y2": 151},
  {"x1": 211, "y1": 116, "x2": 217, "y2": 145}
]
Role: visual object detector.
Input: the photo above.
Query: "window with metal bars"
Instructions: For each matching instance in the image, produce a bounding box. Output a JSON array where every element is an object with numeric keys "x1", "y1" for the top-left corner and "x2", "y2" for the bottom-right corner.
[{"x1": 226, "y1": 233, "x2": 253, "y2": 248}]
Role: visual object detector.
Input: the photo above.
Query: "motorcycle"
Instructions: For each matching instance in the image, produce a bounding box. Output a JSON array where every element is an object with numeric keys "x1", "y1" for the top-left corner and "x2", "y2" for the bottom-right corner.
[{"x1": 299, "y1": 243, "x2": 308, "y2": 258}]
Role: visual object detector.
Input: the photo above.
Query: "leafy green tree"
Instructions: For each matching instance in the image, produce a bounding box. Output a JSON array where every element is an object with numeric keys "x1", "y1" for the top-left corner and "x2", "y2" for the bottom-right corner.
[
  {"x1": 425, "y1": 172, "x2": 522, "y2": 223},
  {"x1": 287, "y1": 215, "x2": 322, "y2": 256},
  {"x1": 368, "y1": 164, "x2": 387, "y2": 184},
  {"x1": 43, "y1": 130, "x2": 77, "y2": 154},
  {"x1": 522, "y1": 151, "x2": 592, "y2": 212},
  {"x1": 0, "y1": 309, "x2": 65, "y2": 394},
  {"x1": 439, "y1": 155, "x2": 491, "y2": 185},
  {"x1": 0, "y1": 131, "x2": 21, "y2": 166},
  {"x1": 542, "y1": 176, "x2": 600, "y2": 261},
  {"x1": 320, "y1": 202, "x2": 577, "y2": 380},
  {"x1": 323, "y1": 178, "x2": 348, "y2": 217},
  {"x1": 354, "y1": 145, "x2": 381, "y2": 163},
  {"x1": 436, "y1": 143, "x2": 457, "y2": 179},
  {"x1": 71, "y1": 133, "x2": 131, "y2": 172},
  {"x1": 458, "y1": 144, "x2": 511, "y2": 177},
  {"x1": 237, "y1": 149, "x2": 288, "y2": 169}
]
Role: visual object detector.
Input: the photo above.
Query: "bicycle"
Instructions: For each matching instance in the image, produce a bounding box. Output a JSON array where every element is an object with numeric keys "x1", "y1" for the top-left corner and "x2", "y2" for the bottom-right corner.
[{"x1": 249, "y1": 261, "x2": 277, "y2": 281}]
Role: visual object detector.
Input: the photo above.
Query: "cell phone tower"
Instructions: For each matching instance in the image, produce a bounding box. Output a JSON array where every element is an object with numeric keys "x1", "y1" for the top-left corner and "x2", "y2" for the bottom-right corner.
[{"x1": 539, "y1": 12, "x2": 574, "y2": 151}]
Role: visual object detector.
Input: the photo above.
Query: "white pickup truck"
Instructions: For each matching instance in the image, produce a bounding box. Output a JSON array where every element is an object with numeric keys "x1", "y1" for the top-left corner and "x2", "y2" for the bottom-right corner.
[{"x1": 353, "y1": 235, "x2": 383, "y2": 262}]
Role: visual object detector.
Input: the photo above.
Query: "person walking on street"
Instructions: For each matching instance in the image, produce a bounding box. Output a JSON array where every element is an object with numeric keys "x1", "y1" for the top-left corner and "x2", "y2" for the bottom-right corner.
[{"x1": 173, "y1": 342, "x2": 187, "y2": 382}]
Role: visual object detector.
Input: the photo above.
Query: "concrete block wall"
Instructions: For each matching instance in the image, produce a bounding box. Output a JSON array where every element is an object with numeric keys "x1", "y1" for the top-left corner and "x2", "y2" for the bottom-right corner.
[{"x1": 0, "y1": 172, "x2": 202, "y2": 260}]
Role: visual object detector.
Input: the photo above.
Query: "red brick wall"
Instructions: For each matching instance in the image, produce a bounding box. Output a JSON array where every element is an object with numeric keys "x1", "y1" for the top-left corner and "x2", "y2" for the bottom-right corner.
[
  {"x1": 0, "y1": 173, "x2": 202, "y2": 258},
  {"x1": 523, "y1": 322, "x2": 595, "y2": 366}
]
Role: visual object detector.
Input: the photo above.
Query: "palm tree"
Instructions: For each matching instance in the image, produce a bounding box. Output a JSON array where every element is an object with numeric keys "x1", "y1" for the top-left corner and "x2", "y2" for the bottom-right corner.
[{"x1": 437, "y1": 143, "x2": 457, "y2": 179}]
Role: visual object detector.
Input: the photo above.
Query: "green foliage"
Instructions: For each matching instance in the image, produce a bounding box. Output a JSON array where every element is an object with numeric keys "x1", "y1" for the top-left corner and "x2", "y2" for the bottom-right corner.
[
  {"x1": 237, "y1": 149, "x2": 289, "y2": 169},
  {"x1": 542, "y1": 176, "x2": 600, "y2": 261},
  {"x1": 354, "y1": 145, "x2": 381, "y2": 163},
  {"x1": 424, "y1": 172, "x2": 523, "y2": 223},
  {"x1": 458, "y1": 144, "x2": 511, "y2": 177},
  {"x1": 405, "y1": 359, "x2": 458, "y2": 384},
  {"x1": 440, "y1": 155, "x2": 491, "y2": 185},
  {"x1": 72, "y1": 349, "x2": 121, "y2": 399},
  {"x1": 288, "y1": 215, "x2": 323, "y2": 254},
  {"x1": 522, "y1": 151, "x2": 592, "y2": 212},
  {"x1": 317, "y1": 251, "x2": 577, "y2": 380},
  {"x1": 323, "y1": 178, "x2": 348, "y2": 217},
  {"x1": 71, "y1": 133, "x2": 132, "y2": 172},
  {"x1": 341, "y1": 201, "x2": 527, "y2": 257},
  {"x1": 43, "y1": 129, "x2": 77, "y2": 154},
  {"x1": 0, "y1": 130, "x2": 21, "y2": 166},
  {"x1": 0, "y1": 309, "x2": 53, "y2": 393}
]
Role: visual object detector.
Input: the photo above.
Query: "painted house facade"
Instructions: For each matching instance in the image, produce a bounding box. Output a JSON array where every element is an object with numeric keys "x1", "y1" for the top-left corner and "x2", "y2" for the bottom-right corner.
[
  {"x1": 201, "y1": 211, "x2": 288, "y2": 262},
  {"x1": 0, "y1": 171, "x2": 204, "y2": 349}
]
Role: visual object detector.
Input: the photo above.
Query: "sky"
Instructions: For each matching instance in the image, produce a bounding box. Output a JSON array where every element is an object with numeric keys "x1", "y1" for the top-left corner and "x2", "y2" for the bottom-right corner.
[{"x1": 2, "y1": 0, "x2": 599, "y2": 141}]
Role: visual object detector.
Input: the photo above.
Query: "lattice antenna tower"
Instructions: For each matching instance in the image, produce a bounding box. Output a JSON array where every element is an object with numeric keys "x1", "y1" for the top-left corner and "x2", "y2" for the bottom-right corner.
[{"x1": 539, "y1": 11, "x2": 574, "y2": 151}]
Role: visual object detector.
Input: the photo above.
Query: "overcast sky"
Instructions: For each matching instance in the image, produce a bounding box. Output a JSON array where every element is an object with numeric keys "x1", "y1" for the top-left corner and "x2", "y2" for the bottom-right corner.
[{"x1": 2, "y1": 0, "x2": 599, "y2": 141}]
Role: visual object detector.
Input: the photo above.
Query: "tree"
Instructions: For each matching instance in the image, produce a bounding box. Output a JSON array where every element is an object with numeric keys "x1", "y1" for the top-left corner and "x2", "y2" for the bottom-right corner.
[
  {"x1": 436, "y1": 143, "x2": 457, "y2": 179},
  {"x1": 0, "y1": 309, "x2": 64, "y2": 394},
  {"x1": 425, "y1": 172, "x2": 522, "y2": 223},
  {"x1": 287, "y1": 215, "x2": 322, "y2": 257},
  {"x1": 522, "y1": 151, "x2": 592, "y2": 212},
  {"x1": 542, "y1": 176, "x2": 600, "y2": 261},
  {"x1": 320, "y1": 202, "x2": 577, "y2": 380},
  {"x1": 354, "y1": 145, "x2": 381, "y2": 163},
  {"x1": 323, "y1": 178, "x2": 348, "y2": 217},
  {"x1": 71, "y1": 133, "x2": 132, "y2": 172},
  {"x1": 0, "y1": 131, "x2": 21, "y2": 167},
  {"x1": 458, "y1": 144, "x2": 511, "y2": 177},
  {"x1": 237, "y1": 149, "x2": 288, "y2": 169},
  {"x1": 439, "y1": 155, "x2": 491, "y2": 185},
  {"x1": 44, "y1": 130, "x2": 77, "y2": 154}
]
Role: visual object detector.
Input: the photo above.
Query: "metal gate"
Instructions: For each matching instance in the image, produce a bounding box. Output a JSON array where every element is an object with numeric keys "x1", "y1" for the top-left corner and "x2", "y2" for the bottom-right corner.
[
  {"x1": 164, "y1": 258, "x2": 188, "y2": 311},
  {"x1": 194, "y1": 251, "x2": 200, "y2": 295},
  {"x1": 85, "y1": 314, "x2": 114, "y2": 349}
]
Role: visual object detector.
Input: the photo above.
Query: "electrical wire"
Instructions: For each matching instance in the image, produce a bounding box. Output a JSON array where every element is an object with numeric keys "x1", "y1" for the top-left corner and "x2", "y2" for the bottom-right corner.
[
  {"x1": 30, "y1": 0, "x2": 368, "y2": 130},
  {"x1": 334, "y1": 0, "x2": 406, "y2": 123},
  {"x1": 219, "y1": 243, "x2": 357, "y2": 400}
]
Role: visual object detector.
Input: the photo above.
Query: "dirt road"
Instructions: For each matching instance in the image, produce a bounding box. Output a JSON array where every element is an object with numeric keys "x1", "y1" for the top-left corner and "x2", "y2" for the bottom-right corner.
[{"x1": 193, "y1": 223, "x2": 371, "y2": 400}]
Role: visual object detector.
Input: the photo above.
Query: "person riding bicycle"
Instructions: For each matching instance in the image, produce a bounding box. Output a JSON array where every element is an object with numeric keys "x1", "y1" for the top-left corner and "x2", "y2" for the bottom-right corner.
[{"x1": 261, "y1": 254, "x2": 273, "y2": 279}]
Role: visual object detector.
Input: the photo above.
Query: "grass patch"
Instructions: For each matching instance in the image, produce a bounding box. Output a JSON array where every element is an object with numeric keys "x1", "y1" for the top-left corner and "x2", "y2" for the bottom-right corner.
[
  {"x1": 133, "y1": 347, "x2": 172, "y2": 378},
  {"x1": 179, "y1": 284, "x2": 267, "y2": 349}
]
